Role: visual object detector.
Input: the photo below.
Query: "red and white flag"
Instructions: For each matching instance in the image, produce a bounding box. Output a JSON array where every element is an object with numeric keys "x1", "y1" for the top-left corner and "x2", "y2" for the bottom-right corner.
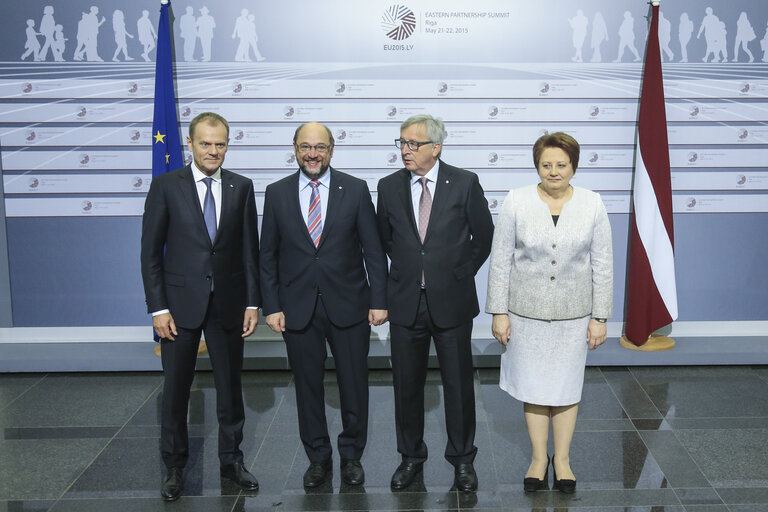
[{"x1": 624, "y1": 2, "x2": 678, "y2": 346}]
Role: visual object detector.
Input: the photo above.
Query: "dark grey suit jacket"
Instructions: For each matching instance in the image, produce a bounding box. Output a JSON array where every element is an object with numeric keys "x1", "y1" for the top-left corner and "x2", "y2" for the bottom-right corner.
[
  {"x1": 376, "y1": 161, "x2": 494, "y2": 328},
  {"x1": 140, "y1": 165, "x2": 260, "y2": 329},
  {"x1": 259, "y1": 168, "x2": 387, "y2": 331}
]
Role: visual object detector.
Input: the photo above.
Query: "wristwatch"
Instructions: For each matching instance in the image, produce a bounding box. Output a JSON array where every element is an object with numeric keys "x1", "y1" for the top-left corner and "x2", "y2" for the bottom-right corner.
[{"x1": 593, "y1": 318, "x2": 607, "y2": 323}]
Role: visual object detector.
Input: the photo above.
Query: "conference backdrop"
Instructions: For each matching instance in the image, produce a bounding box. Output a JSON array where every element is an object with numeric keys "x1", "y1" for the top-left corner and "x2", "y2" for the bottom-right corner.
[{"x1": 0, "y1": 0, "x2": 766, "y2": 333}]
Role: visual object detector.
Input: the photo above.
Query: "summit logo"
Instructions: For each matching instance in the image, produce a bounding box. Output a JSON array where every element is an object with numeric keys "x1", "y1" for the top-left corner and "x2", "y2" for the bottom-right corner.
[{"x1": 381, "y1": 5, "x2": 416, "y2": 40}]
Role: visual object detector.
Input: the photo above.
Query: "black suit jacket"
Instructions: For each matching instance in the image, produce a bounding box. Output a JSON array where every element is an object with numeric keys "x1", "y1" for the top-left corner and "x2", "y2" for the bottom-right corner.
[
  {"x1": 141, "y1": 165, "x2": 260, "y2": 329},
  {"x1": 259, "y1": 168, "x2": 387, "y2": 331},
  {"x1": 376, "y1": 161, "x2": 493, "y2": 328}
]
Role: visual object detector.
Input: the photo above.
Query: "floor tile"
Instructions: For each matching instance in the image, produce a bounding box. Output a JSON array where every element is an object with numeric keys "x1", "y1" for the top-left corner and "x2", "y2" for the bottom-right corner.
[
  {"x1": 0, "y1": 374, "x2": 45, "y2": 412},
  {"x1": 674, "y1": 487, "x2": 724, "y2": 505},
  {"x1": 631, "y1": 367, "x2": 768, "y2": 419},
  {"x1": 716, "y1": 486, "x2": 768, "y2": 505},
  {"x1": 0, "y1": 373, "x2": 161, "y2": 428},
  {"x1": 0, "y1": 500, "x2": 55, "y2": 511},
  {"x1": 49, "y1": 496, "x2": 241, "y2": 511},
  {"x1": 639, "y1": 431, "x2": 711, "y2": 488},
  {"x1": 602, "y1": 367, "x2": 662, "y2": 420},
  {"x1": 675, "y1": 429, "x2": 768, "y2": 487},
  {"x1": 0, "y1": 438, "x2": 108, "y2": 500}
]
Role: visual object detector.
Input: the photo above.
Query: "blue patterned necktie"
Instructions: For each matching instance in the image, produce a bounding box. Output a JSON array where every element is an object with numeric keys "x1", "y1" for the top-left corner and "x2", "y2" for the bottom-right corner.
[
  {"x1": 308, "y1": 180, "x2": 323, "y2": 247},
  {"x1": 202, "y1": 177, "x2": 217, "y2": 243}
]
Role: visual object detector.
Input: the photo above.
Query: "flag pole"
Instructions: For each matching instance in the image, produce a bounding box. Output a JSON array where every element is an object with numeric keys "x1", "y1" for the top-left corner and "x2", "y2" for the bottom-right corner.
[{"x1": 620, "y1": 0, "x2": 677, "y2": 352}]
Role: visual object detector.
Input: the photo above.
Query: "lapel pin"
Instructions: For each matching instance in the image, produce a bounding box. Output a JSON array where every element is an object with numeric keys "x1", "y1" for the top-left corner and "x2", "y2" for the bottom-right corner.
[
  {"x1": 339, "y1": 186, "x2": 343, "y2": 189},
  {"x1": 230, "y1": 184, "x2": 234, "y2": 188},
  {"x1": 445, "y1": 180, "x2": 450, "y2": 184}
]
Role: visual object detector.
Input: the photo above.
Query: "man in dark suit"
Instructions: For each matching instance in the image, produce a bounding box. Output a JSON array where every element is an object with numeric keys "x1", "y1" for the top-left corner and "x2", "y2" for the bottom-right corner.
[
  {"x1": 376, "y1": 114, "x2": 494, "y2": 492},
  {"x1": 260, "y1": 122, "x2": 388, "y2": 487},
  {"x1": 141, "y1": 112, "x2": 260, "y2": 501}
]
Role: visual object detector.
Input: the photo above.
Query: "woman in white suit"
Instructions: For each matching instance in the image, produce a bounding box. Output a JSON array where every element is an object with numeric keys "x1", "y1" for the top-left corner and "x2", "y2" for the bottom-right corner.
[{"x1": 485, "y1": 132, "x2": 613, "y2": 493}]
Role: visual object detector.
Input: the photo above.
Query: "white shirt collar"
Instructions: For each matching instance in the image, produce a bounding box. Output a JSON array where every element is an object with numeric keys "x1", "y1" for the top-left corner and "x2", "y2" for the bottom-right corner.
[
  {"x1": 191, "y1": 161, "x2": 222, "y2": 182},
  {"x1": 410, "y1": 159, "x2": 439, "y2": 185},
  {"x1": 299, "y1": 169, "x2": 331, "y2": 189}
]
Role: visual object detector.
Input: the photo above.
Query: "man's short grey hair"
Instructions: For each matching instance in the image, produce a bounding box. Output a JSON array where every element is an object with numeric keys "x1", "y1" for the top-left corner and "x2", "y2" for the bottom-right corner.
[{"x1": 400, "y1": 115, "x2": 447, "y2": 145}]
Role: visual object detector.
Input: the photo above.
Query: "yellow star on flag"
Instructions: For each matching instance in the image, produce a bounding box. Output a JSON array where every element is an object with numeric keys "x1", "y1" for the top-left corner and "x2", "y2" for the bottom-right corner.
[{"x1": 154, "y1": 130, "x2": 166, "y2": 144}]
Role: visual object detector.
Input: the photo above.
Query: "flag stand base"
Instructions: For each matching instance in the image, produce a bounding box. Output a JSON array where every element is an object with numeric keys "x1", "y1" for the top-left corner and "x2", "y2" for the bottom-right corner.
[
  {"x1": 619, "y1": 334, "x2": 675, "y2": 351},
  {"x1": 153, "y1": 339, "x2": 209, "y2": 357}
]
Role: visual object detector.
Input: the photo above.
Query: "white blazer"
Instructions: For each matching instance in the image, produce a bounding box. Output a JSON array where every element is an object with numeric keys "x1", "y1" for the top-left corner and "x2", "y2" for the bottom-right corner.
[{"x1": 485, "y1": 184, "x2": 613, "y2": 321}]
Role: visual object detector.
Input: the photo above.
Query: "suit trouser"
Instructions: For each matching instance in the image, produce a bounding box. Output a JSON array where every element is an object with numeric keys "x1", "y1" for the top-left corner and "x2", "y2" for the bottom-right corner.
[
  {"x1": 283, "y1": 295, "x2": 370, "y2": 463},
  {"x1": 160, "y1": 294, "x2": 245, "y2": 469},
  {"x1": 390, "y1": 290, "x2": 477, "y2": 466}
]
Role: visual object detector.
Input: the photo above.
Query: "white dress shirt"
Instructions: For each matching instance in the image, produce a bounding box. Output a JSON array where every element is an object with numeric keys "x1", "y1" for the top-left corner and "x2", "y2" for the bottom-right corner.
[
  {"x1": 298, "y1": 170, "x2": 330, "y2": 228},
  {"x1": 191, "y1": 162, "x2": 222, "y2": 226}
]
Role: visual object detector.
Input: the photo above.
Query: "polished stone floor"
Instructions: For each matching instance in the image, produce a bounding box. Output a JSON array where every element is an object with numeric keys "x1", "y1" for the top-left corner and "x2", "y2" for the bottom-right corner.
[{"x1": 1, "y1": 366, "x2": 767, "y2": 511}]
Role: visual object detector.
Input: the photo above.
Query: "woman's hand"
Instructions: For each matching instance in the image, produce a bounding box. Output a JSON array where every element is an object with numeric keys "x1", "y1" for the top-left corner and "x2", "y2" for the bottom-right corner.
[
  {"x1": 492, "y1": 314, "x2": 511, "y2": 346},
  {"x1": 587, "y1": 318, "x2": 607, "y2": 350}
]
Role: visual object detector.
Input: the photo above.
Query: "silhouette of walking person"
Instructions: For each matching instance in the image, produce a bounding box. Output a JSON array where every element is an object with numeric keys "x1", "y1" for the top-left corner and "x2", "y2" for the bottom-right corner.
[
  {"x1": 613, "y1": 11, "x2": 641, "y2": 62},
  {"x1": 38, "y1": 6, "x2": 55, "y2": 61},
  {"x1": 197, "y1": 6, "x2": 215, "y2": 62},
  {"x1": 761, "y1": 20, "x2": 768, "y2": 63},
  {"x1": 733, "y1": 12, "x2": 756, "y2": 62},
  {"x1": 697, "y1": 7, "x2": 720, "y2": 62},
  {"x1": 658, "y1": 12, "x2": 674, "y2": 61},
  {"x1": 247, "y1": 14, "x2": 265, "y2": 61},
  {"x1": 21, "y1": 19, "x2": 41, "y2": 61},
  {"x1": 590, "y1": 12, "x2": 608, "y2": 62},
  {"x1": 714, "y1": 21, "x2": 728, "y2": 62},
  {"x1": 179, "y1": 6, "x2": 197, "y2": 62},
  {"x1": 232, "y1": 8, "x2": 250, "y2": 61},
  {"x1": 137, "y1": 10, "x2": 157, "y2": 62},
  {"x1": 74, "y1": 6, "x2": 106, "y2": 62},
  {"x1": 678, "y1": 12, "x2": 693, "y2": 62},
  {"x1": 52, "y1": 24, "x2": 66, "y2": 62},
  {"x1": 112, "y1": 10, "x2": 134, "y2": 61},
  {"x1": 569, "y1": 10, "x2": 588, "y2": 62}
]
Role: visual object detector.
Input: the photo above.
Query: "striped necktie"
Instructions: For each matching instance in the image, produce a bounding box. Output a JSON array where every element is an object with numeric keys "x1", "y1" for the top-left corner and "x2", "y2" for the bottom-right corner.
[{"x1": 308, "y1": 180, "x2": 323, "y2": 247}]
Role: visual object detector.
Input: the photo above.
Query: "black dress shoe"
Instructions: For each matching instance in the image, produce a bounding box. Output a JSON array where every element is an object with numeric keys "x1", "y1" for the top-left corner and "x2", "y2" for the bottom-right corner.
[
  {"x1": 390, "y1": 461, "x2": 423, "y2": 490},
  {"x1": 303, "y1": 459, "x2": 332, "y2": 488},
  {"x1": 552, "y1": 456, "x2": 576, "y2": 494},
  {"x1": 454, "y1": 463, "x2": 478, "y2": 492},
  {"x1": 340, "y1": 459, "x2": 365, "y2": 485},
  {"x1": 161, "y1": 467, "x2": 183, "y2": 501},
  {"x1": 220, "y1": 462, "x2": 259, "y2": 490},
  {"x1": 523, "y1": 455, "x2": 549, "y2": 492}
]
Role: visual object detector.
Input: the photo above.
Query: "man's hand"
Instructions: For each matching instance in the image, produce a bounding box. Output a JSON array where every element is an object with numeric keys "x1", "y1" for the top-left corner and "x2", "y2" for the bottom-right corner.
[
  {"x1": 153, "y1": 312, "x2": 177, "y2": 341},
  {"x1": 266, "y1": 312, "x2": 286, "y2": 333},
  {"x1": 491, "y1": 314, "x2": 511, "y2": 346},
  {"x1": 368, "y1": 309, "x2": 388, "y2": 326},
  {"x1": 242, "y1": 309, "x2": 259, "y2": 338}
]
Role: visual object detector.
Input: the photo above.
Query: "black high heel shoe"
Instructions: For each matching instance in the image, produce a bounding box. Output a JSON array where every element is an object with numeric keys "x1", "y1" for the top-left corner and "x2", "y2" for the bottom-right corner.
[
  {"x1": 552, "y1": 455, "x2": 576, "y2": 494},
  {"x1": 523, "y1": 455, "x2": 549, "y2": 492}
]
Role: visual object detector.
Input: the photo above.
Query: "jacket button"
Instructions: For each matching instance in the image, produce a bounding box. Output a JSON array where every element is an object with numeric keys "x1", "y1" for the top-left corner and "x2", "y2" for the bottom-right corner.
[
  {"x1": 420, "y1": 250, "x2": 425, "y2": 255},
  {"x1": 550, "y1": 276, "x2": 555, "y2": 281},
  {"x1": 552, "y1": 244, "x2": 557, "y2": 249},
  {"x1": 551, "y1": 260, "x2": 556, "y2": 265}
]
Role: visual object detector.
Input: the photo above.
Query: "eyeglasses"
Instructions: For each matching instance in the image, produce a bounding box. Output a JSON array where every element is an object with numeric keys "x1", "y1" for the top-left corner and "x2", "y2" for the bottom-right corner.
[
  {"x1": 295, "y1": 143, "x2": 331, "y2": 154},
  {"x1": 394, "y1": 139, "x2": 434, "y2": 151}
]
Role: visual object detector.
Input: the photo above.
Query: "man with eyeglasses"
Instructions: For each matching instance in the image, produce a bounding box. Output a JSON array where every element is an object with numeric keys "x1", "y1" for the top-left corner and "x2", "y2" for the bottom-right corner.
[
  {"x1": 260, "y1": 122, "x2": 388, "y2": 488},
  {"x1": 376, "y1": 114, "x2": 494, "y2": 492}
]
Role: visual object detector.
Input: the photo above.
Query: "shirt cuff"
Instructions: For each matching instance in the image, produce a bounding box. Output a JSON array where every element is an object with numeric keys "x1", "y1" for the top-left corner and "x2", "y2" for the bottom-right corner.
[{"x1": 151, "y1": 309, "x2": 170, "y2": 317}]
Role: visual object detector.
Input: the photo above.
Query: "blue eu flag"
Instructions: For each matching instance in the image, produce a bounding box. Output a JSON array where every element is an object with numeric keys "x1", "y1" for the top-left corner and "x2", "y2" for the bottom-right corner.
[
  {"x1": 152, "y1": 0, "x2": 183, "y2": 179},
  {"x1": 151, "y1": 0, "x2": 182, "y2": 343}
]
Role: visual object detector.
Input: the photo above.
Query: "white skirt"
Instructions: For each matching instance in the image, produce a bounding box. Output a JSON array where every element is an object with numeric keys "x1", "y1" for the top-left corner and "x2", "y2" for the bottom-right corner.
[{"x1": 499, "y1": 313, "x2": 590, "y2": 406}]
